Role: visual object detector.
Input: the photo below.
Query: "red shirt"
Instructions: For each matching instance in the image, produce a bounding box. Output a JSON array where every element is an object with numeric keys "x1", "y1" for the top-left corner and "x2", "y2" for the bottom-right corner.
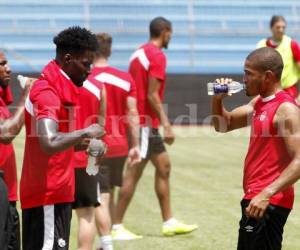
[
  {"x1": 129, "y1": 43, "x2": 166, "y2": 128},
  {"x1": 74, "y1": 71, "x2": 103, "y2": 168},
  {"x1": 94, "y1": 66, "x2": 136, "y2": 158},
  {"x1": 244, "y1": 91, "x2": 298, "y2": 209},
  {"x1": 20, "y1": 60, "x2": 78, "y2": 209},
  {"x1": 266, "y1": 39, "x2": 300, "y2": 62},
  {"x1": 0, "y1": 86, "x2": 18, "y2": 201}
]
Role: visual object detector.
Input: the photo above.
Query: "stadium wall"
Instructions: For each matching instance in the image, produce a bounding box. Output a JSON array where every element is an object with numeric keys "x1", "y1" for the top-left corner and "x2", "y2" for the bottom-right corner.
[{"x1": 10, "y1": 73, "x2": 250, "y2": 125}]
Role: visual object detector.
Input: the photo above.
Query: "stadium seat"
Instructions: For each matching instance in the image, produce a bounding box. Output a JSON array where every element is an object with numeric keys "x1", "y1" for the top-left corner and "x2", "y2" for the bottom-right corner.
[{"x1": 0, "y1": 0, "x2": 300, "y2": 73}]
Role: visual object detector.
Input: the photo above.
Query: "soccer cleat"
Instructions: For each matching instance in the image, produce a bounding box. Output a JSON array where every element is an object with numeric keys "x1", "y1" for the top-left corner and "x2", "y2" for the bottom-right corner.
[
  {"x1": 112, "y1": 225, "x2": 143, "y2": 241},
  {"x1": 162, "y1": 221, "x2": 199, "y2": 236}
]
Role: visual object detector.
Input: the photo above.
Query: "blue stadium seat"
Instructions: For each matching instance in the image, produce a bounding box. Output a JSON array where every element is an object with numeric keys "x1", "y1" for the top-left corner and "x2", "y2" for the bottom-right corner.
[{"x1": 0, "y1": 0, "x2": 300, "y2": 73}]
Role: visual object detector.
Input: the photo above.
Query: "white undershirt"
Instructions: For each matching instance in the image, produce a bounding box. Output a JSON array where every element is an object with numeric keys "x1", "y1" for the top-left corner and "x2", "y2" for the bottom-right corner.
[{"x1": 261, "y1": 94, "x2": 276, "y2": 102}]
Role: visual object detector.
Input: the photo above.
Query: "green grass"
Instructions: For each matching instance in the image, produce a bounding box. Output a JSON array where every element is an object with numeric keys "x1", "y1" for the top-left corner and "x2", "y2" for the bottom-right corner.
[{"x1": 13, "y1": 127, "x2": 300, "y2": 250}]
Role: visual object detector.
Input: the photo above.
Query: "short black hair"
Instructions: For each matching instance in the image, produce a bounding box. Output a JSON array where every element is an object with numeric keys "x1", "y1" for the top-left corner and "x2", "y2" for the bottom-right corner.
[
  {"x1": 95, "y1": 33, "x2": 112, "y2": 58},
  {"x1": 270, "y1": 15, "x2": 286, "y2": 28},
  {"x1": 149, "y1": 17, "x2": 172, "y2": 38},
  {"x1": 246, "y1": 47, "x2": 283, "y2": 80},
  {"x1": 53, "y1": 26, "x2": 98, "y2": 56}
]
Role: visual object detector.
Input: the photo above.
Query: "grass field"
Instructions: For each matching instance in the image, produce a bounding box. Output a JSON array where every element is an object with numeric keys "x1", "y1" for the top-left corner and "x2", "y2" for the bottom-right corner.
[{"x1": 13, "y1": 127, "x2": 300, "y2": 250}]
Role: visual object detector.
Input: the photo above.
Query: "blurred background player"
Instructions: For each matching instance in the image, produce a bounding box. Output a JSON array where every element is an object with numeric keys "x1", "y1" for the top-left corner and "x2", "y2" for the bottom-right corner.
[
  {"x1": 20, "y1": 27, "x2": 104, "y2": 250},
  {"x1": 112, "y1": 17, "x2": 198, "y2": 239},
  {"x1": 0, "y1": 50, "x2": 34, "y2": 250},
  {"x1": 212, "y1": 47, "x2": 300, "y2": 250},
  {"x1": 257, "y1": 15, "x2": 300, "y2": 99},
  {"x1": 72, "y1": 35, "x2": 106, "y2": 250},
  {"x1": 92, "y1": 33, "x2": 141, "y2": 249}
]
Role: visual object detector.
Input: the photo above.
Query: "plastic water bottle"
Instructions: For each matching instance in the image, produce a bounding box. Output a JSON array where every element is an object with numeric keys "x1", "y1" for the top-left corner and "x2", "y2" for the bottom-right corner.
[
  {"x1": 207, "y1": 81, "x2": 245, "y2": 95},
  {"x1": 17, "y1": 75, "x2": 28, "y2": 89},
  {"x1": 86, "y1": 139, "x2": 106, "y2": 176}
]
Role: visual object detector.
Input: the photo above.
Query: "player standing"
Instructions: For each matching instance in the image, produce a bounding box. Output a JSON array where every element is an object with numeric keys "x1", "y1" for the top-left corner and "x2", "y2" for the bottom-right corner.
[
  {"x1": 20, "y1": 27, "x2": 104, "y2": 250},
  {"x1": 72, "y1": 38, "x2": 106, "y2": 250},
  {"x1": 91, "y1": 33, "x2": 141, "y2": 250},
  {"x1": 0, "y1": 51, "x2": 33, "y2": 250},
  {"x1": 257, "y1": 15, "x2": 300, "y2": 99},
  {"x1": 112, "y1": 17, "x2": 198, "y2": 239},
  {"x1": 212, "y1": 47, "x2": 300, "y2": 250}
]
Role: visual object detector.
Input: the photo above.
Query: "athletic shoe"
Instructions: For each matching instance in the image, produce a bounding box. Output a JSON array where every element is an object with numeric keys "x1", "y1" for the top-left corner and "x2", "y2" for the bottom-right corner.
[
  {"x1": 112, "y1": 225, "x2": 143, "y2": 240},
  {"x1": 162, "y1": 221, "x2": 198, "y2": 236}
]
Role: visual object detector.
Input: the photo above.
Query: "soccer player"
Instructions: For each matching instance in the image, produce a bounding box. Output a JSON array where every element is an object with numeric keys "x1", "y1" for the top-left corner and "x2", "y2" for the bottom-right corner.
[
  {"x1": 112, "y1": 17, "x2": 198, "y2": 239},
  {"x1": 0, "y1": 50, "x2": 34, "y2": 250},
  {"x1": 90, "y1": 33, "x2": 140, "y2": 250},
  {"x1": 20, "y1": 27, "x2": 104, "y2": 250},
  {"x1": 212, "y1": 47, "x2": 300, "y2": 250},
  {"x1": 72, "y1": 39, "x2": 106, "y2": 250},
  {"x1": 257, "y1": 15, "x2": 300, "y2": 99}
]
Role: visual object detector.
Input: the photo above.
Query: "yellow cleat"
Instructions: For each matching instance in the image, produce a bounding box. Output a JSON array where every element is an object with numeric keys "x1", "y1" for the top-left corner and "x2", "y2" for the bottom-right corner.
[
  {"x1": 162, "y1": 221, "x2": 198, "y2": 236},
  {"x1": 112, "y1": 225, "x2": 143, "y2": 241}
]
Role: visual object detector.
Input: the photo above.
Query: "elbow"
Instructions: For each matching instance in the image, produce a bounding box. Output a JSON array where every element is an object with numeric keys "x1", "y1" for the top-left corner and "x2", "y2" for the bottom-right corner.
[
  {"x1": 147, "y1": 93, "x2": 155, "y2": 104},
  {"x1": 40, "y1": 144, "x2": 56, "y2": 155},
  {"x1": 0, "y1": 137, "x2": 14, "y2": 145},
  {"x1": 38, "y1": 139, "x2": 57, "y2": 155},
  {"x1": 211, "y1": 120, "x2": 227, "y2": 133},
  {"x1": 211, "y1": 116, "x2": 230, "y2": 133}
]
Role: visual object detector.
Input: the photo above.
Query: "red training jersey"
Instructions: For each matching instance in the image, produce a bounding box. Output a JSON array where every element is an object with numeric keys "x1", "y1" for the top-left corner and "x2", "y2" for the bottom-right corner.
[
  {"x1": 0, "y1": 86, "x2": 18, "y2": 201},
  {"x1": 74, "y1": 71, "x2": 103, "y2": 168},
  {"x1": 94, "y1": 66, "x2": 137, "y2": 158},
  {"x1": 20, "y1": 60, "x2": 78, "y2": 209},
  {"x1": 244, "y1": 91, "x2": 298, "y2": 209},
  {"x1": 129, "y1": 43, "x2": 166, "y2": 129}
]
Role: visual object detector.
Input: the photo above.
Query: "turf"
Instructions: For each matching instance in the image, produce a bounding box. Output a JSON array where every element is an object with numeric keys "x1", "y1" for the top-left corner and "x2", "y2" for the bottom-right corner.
[{"x1": 13, "y1": 127, "x2": 300, "y2": 250}]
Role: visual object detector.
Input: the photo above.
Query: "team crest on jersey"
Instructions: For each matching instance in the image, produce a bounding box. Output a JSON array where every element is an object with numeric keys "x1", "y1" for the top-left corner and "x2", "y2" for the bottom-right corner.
[{"x1": 259, "y1": 111, "x2": 267, "y2": 121}]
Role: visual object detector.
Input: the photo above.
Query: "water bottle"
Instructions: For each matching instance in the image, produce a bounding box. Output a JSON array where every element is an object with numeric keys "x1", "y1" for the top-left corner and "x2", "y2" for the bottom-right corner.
[
  {"x1": 86, "y1": 139, "x2": 106, "y2": 176},
  {"x1": 207, "y1": 81, "x2": 245, "y2": 95},
  {"x1": 17, "y1": 75, "x2": 28, "y2": 89}
]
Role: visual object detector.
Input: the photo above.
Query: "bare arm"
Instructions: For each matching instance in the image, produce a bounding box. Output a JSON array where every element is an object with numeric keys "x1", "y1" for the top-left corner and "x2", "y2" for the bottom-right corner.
[
  {"x1": 246, "y1": 102, "x2": 300, "y2": 218},
  {"x1": 0, "y1": 78, "x2": 35, "y2": 144},
  {"x1": 37, "y1": 118, "x2": 104, "y2": 155},
  {"x1": 127, "y1": 96, "x2": 139, "y2": 148},
  {"x1": 126, "y1": 96, "x2": 141, "y2": 166},
  {"x1": 147, "y1": 76, "x2": 174, "y2": 145},
  {"x1": 211, "y1": 78, "x2": 255, "y2": 132},
  {"x1": 98, "y1": 86, "x2": 106, "y2": 128}
]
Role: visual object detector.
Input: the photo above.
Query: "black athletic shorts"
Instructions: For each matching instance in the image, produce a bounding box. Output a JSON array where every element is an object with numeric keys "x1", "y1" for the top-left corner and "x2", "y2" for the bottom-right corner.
[
  {"x1": 7, "y1": 202, "x2": 20, "y2": 250},
  {"x1": 0, "y1": 172, "x2": 9, "y2": 249},
  {"x1": 99, "y1": 156, "x2": 127, "y2": 193},
  {"x1": 140, "y1": 127, "x2": 166, "y2": 159},
  {"x1": 22, "y1": 203, "x2": 72, "y2": 250},
  {"x1": 73, "y1": 168, "x2": 101, "y2": 209},
  {"x1": 237, "y1": 199, "x2": 290, "y2": 250}
]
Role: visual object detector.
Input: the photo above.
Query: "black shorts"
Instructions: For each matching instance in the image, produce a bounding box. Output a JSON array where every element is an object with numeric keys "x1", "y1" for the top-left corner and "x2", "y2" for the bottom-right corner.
[
  {"x1": 237, "y1": 199, "x2": 290, "y2": 250},
  {"x1": 7, "y1": 202, "x2": 20, "y2": 250},
  {"x1": 22, "y1": 203, "x2": 72, "y2": 250},
  {"x1": 0, "y1": 173, "x2": 9, "y2": 249},
  {"x1": 140, "y1": 127, "x2": 166, "y2": 159},
  {"x1": 99, "y1": 157, "x2": 126, "y2": 193},
  {"x1": 73, "y1": 168, "x2": 101, "y2": 209}
]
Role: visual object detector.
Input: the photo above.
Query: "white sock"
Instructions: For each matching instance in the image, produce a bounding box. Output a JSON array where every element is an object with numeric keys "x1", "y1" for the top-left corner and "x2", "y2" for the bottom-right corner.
[
  {"x1": 163, "y1": 218, "x2": 178, "y2": 227},
  {"x1": 101, "y1": 235, "x2": 113, "y2": 250},
  {"x1": 112, "y1": 224, "x2": 123, "y2": 231}
]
